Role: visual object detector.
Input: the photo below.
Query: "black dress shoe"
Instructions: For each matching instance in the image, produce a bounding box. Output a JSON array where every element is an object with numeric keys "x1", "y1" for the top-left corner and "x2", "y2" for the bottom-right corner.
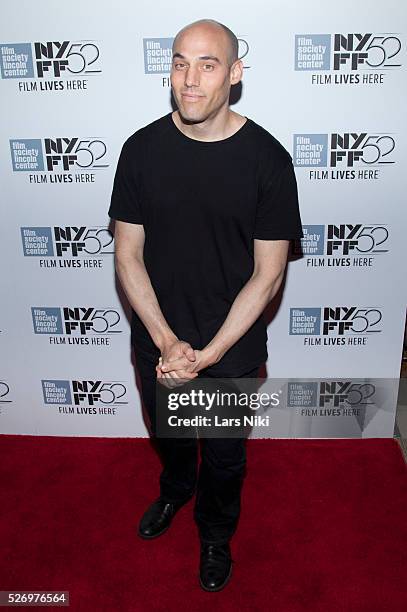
[
  {"x1": 138, "y1": 497, "x2": 186, "y2": 539},
  {"x1": 199, "y1": 543, "x2": 233, "y2": 592}
]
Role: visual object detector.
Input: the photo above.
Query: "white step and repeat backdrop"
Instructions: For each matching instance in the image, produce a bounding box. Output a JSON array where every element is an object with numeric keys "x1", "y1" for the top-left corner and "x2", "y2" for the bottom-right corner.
[{"x1": 0, "y1": 0, "x2": 406, "y2": 437}]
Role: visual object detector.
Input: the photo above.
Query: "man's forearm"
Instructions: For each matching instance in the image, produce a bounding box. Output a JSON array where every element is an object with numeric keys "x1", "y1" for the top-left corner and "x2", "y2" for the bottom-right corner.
[
  {"x1": 204, "y1": 270, "x2": 285, "y2": 365},
  {"x1": 114, "y1": 253, "x2": 177, "y2": 351}
]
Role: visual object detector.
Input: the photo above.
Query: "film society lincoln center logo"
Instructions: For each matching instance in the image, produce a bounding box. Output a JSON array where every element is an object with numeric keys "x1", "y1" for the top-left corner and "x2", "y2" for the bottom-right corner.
[
  {"x1": 294, "y1": 33, "x2": 402, "y2": 84},
  {"x1": 293, "y1": 223, "x2": 389, "y2": 269},
  {"x1": 31, "y1": 306, "x2": 123, "y2": 347},
  {"x1": 10, "y1": 137, "x2": 109, "y2": 183},
  {"x1": 41, "y1": 380, "x2": 128, "y2": 416},
  {"x1": 287, "y1": 380, "x2": 378, "y2": 422},
  {"x1": 20, "y1": 226, "x2": 114, "y2": 269},
  {"x1": 289, "y1": 306, "x2": 383, "y2": 346},
  {"x1": 293, "y1": 132, "x2": 396, "y2": 181},
  {"x1": 0, "y1": 40, "x2": 101, "y2": 91}
]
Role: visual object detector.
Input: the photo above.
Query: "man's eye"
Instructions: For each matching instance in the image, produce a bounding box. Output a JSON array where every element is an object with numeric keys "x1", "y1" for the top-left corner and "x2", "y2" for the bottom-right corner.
[
  {"x1": 174, "y1": 63, "x2": 186, "y2": 69},
  {"x1": 203, "y1": 64, "x2": 214, "y2": 70}
]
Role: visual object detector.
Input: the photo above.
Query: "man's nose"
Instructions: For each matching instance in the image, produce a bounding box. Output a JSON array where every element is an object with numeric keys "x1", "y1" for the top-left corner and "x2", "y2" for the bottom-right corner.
[{"x1": 184, "y1": 65, "x2": 200, "y2": 87}]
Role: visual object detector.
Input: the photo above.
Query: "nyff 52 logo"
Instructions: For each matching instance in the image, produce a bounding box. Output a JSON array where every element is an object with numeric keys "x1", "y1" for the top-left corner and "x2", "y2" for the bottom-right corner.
[
  {"x1": 32, "y1": 307, "x2": 122, "y2": 335},
  {"x1": 10, "y1": 138, "x2": 108, "y2": 172},
  {"x1": 41, "y1": 380, "x2": 128, "y2": 406},
  {"x1": 21, "y1": 227, "x2": 114, "y2": 257},
  {"x1": 297, "y1": 224, "x2": 389, "y2": 256},
  {"x1": 295, "y1": 34, "x2": 402, "y2": 71},
  {"x1": 290, "y1": 307, "x2": 383, "y2": 335},
  {"x1": 293, "y1": 133, "x2": 396, "y2": 167},
  {"x1": 318, "y1": 381, "x2": 375, "y2": 407},
  {"x1": 0, "y1": 41, "x2": 101, "y2": 79},
  {"x1": 287, "y1": 380, "x2": 375, "y2": 408}
]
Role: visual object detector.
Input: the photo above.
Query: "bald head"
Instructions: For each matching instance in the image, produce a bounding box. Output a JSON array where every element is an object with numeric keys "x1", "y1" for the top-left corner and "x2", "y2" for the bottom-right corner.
[
  {"x1": 173, "y1": 19, "x2": 239, "y2": 68},
  {"x1": 170, "y1": 19, "x2": 244, "y2": 125}
]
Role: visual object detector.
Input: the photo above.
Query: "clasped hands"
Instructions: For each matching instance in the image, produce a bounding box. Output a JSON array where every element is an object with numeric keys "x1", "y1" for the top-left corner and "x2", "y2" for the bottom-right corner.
[{"x1": 156, "y1": 339, "x2": 215, "y2": 388}]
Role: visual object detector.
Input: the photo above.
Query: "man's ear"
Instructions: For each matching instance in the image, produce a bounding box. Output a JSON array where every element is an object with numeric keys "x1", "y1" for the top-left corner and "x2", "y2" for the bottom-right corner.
[{"x1": 230, "y1": 59, "x2": 243, "y2": 85}]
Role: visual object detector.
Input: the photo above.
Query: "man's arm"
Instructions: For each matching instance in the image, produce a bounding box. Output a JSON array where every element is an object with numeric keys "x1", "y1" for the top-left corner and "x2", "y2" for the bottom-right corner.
[
  {"x1": 160, "y1": 239, "x2": 289, "y2": 373},
  {"x1": 113, "y1": 220, "x2": 197, "y2": 380}
]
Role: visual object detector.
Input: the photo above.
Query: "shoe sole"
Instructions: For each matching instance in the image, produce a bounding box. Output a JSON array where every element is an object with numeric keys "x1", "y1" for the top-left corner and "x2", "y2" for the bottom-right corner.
[
  {"x1": 137, "y1": 523, "x2": 171, "y2": 539},
  {"x1": 199, "y1": 562, "x2": 233, "y2": 592}
]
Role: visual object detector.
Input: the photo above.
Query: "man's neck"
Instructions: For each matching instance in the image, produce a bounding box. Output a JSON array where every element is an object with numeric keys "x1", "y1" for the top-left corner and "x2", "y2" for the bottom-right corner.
[{"x1": 172, "y1": 109, "x2": 246, "y2": 142}]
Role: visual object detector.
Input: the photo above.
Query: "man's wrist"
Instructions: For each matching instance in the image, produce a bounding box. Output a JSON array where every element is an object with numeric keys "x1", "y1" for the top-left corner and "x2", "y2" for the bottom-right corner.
[
  {"x1": 155, "y1": 330, "x2": 178, "y2": 353},
  {"x1": 201, "y1": 342, "x2": 225, "y2": 367}
]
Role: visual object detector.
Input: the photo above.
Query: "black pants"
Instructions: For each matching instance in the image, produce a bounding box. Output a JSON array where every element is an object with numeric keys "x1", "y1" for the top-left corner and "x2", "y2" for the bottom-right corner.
[{"x1": 134, "y1": 350, "x2": 260, "y2": 545}]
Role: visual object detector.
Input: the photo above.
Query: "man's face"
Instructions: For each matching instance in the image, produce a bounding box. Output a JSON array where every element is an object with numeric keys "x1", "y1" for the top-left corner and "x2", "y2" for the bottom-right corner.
[{"x1": 170, "y1": 26, "x2": 238, "y2": 123}]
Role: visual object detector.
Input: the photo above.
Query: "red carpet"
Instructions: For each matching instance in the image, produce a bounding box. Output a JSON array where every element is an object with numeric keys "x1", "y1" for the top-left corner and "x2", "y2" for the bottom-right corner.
[{"x1": 1, "y1": 435, "x2": 406, "y2": 611}]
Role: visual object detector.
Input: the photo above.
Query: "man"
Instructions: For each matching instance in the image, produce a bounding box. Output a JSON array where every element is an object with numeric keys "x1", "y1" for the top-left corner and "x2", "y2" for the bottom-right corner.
[{"x1": 108, "y1": 18, "x2": 303, "y2": 591}]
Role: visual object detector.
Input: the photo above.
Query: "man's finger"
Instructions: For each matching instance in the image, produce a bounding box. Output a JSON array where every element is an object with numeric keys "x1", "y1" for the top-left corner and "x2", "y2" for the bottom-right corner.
[
  {"x1": 183, "y1": 345, "x2": 196, "y2": 361},
  {"x1": 166, "y1": 371, "x2": 198, "y2": 387},
  {"x1": 160, "y1": 357, "x2": 187, "y2": 372},
  {"x1": 157, "y1": 376, "x2": 171, "y2": 388},
  {"x1": 162, "y1": 372, "x2": 178, "y2": 388},
  {"x1": 161, "y1": 356, "x2": 192, "y2": 372}
]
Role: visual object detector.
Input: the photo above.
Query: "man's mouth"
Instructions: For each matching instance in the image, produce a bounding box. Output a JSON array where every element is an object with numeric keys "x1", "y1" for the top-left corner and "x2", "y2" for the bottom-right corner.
[{"x1": 181, "y1": 93, "x2": 204, "y2": 99}]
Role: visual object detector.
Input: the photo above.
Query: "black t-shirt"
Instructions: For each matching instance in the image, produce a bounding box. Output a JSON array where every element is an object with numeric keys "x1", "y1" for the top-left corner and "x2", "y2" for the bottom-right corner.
[{"x1": 108, "y1": 112, "x2": 303, "y2": 375}]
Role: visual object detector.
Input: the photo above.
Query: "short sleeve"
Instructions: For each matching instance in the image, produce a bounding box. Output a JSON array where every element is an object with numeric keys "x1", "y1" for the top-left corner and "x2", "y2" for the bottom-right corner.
[
  {"x1": 108, "y1": 139, "x2": 143, "y2": 224},
  {"x1": 253, "y1": 158, "x2": 303, "y2": 240}
]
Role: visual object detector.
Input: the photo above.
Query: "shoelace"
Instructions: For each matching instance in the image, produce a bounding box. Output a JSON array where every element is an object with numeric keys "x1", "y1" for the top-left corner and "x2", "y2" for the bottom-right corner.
[
  {"x1": 201, "y1": 545, "x2": 231, "y2": 568},
  {"x1": 155, "y1": 501, "x2": 175, "y2": 515}
]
